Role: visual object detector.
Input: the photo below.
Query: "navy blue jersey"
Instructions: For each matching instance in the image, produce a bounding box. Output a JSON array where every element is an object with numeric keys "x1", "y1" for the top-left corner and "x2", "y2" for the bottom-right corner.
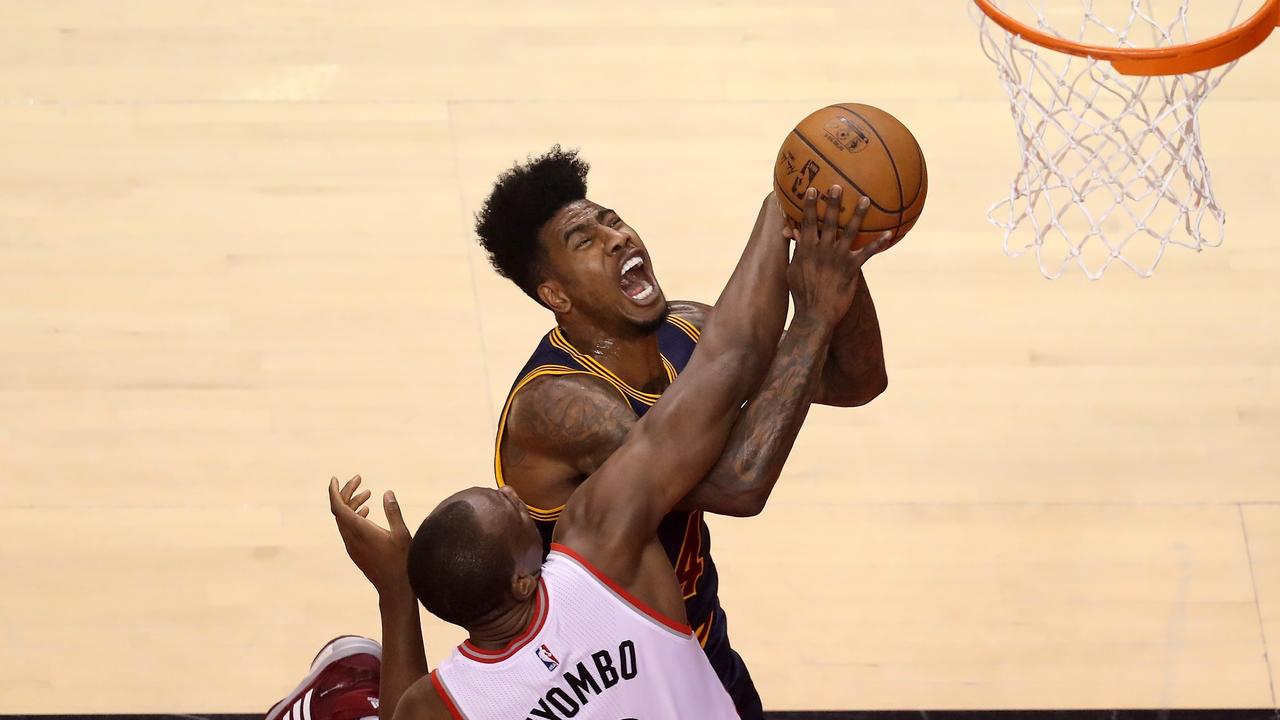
[{"x1": 493, "y1": 313, "x2": 726, "y2": 650}]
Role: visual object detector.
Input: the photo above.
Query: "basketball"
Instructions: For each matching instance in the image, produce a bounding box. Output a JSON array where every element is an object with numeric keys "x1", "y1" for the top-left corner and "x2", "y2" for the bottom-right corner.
[{"x1": 774, "y1": 103, "x2": 928, "y2": 248}]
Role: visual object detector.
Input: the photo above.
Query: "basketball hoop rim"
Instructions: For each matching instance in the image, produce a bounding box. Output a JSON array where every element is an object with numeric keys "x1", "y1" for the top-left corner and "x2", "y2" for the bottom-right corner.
[{"x1": 973, "y1": 0, "x2": 1280, "y2": 76}]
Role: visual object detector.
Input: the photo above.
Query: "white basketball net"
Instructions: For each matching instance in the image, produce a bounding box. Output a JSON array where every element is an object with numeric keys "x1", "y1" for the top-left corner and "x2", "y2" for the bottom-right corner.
[{"x1": 973, "y1": 1, "x2": 1250, "y2": 278}]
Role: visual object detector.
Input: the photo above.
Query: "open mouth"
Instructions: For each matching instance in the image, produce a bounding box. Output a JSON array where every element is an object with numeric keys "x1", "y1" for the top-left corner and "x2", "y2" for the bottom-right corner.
[{"x1": 619, "y1": 254, "x2": 659, "y2": 305}]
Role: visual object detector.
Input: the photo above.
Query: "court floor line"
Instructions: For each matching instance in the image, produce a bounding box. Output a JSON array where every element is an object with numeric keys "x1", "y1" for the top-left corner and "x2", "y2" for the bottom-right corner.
[
  {"x1": 1239, "y1": 503, "x2": 1277, "y2": 706},
  {"x1": 444, "y1": 100, "x2": 498, "y2": 428}
]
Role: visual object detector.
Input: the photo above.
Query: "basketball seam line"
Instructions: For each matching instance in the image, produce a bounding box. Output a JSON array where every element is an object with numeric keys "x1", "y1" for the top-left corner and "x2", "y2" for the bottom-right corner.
[
  {"x1": 829, "y1": 103, "x2": 921, "y2": 210},
  {"x1": 836, "y1": 104, "x2": 908, "y2": 232},
  {"x1": 838, "y1": 103, "x2": 924, "y2": 210},
  {"x1": 788, "y1": 122, "x2": 921, "y2": 228},
  {"x1": 789, "y1": 130, "x2": 888, "y2": 214}
]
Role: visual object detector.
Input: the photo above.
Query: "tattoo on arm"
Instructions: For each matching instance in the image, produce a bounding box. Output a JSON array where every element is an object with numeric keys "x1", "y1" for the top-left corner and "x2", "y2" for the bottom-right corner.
[
  {"x1": 508, "y1": 375, "x2": 635, "y2": 477},
  {"x1": 818, "y1": 274, "x2": 887, "y2": 406},
  {"x1": 680, "y1": 316, "x2": 834, "y2": 516}
]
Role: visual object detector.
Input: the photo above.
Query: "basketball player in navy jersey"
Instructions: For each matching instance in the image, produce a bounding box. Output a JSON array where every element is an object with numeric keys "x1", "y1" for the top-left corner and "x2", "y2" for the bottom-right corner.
[
  {"x1": 324, "y1": 184, "x2": 891, "y2": 719},
  {"x1": 265, "y1": 150, "x2": 889, "y2": 718},
  {"x1": 479, "y1": 147, "x2": 888, "y2": 718}
]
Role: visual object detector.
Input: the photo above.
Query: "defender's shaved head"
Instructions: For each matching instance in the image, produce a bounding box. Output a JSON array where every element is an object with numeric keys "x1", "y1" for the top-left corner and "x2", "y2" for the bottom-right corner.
[{"x1": 407, "y1": 486, "x2": 542, "y2": 628}]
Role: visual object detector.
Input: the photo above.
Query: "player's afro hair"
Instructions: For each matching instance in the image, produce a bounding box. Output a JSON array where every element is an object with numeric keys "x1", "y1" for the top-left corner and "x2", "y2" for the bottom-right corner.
[
  {"x1": 407, "y1": 500, "x2": 515, "y2": 627},
  {"x1": 475, "y1": 145, "x2": 589, "y2": 305}
]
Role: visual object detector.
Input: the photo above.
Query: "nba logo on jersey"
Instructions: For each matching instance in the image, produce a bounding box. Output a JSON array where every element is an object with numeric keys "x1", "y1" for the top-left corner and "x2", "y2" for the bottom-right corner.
[{"x1": 534, "y1": 643, "x2": 559, "y2": 672}]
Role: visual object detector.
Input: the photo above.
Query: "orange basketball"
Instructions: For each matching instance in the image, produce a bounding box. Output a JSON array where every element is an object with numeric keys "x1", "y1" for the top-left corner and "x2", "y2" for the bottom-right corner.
[{"x1": 774, "y1": 103, "x2": 927, "y2": 248}]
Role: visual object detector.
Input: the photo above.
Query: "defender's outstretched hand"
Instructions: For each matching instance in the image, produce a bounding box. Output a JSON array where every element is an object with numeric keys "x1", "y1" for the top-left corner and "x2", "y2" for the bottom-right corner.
[
  {"x1": 787, "y1": 184, "x2": 891, "y2": 325},
  {"x1": 329, "y1": 475, "x2": 412, "y2": 597}
]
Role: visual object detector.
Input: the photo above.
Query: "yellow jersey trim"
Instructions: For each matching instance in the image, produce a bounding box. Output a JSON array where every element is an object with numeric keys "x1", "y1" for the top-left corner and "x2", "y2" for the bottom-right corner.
[
  {"x1": 496, "y1": 318, "x2": 697, "y2": 520},
  {"x1": 695, "y1": 612, "x2": 714, "y2": 648},
  {"x1": 667, "y1": 314, "x2": 702, "y2": 342},
  {"x1": 547, "y1": 327, "x2": 677, "y2": 407},
  {"x1": 660, "y1": 355, "x2": 677, "y2": 386},
  {"x1": 493, "y1": 363, "x2": 628, "y2": 520}
]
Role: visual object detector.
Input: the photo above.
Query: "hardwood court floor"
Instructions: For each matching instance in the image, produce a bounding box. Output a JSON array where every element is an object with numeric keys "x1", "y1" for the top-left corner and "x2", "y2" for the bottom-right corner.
[{"x1": 1, "y1": 0, "x2": 1278, "y2": 713}]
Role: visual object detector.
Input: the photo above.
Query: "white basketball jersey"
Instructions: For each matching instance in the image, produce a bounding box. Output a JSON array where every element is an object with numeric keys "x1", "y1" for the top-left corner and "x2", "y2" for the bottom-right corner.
[{"x1": 430, "y1": 543, "x2": 739, "y2": 719}]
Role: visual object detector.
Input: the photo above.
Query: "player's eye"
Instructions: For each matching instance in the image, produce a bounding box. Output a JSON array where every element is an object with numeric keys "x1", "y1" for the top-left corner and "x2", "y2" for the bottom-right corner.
[
  {"x1": 576, "y1": 236, "x2": 592, "y2": 249},
  {"x1": 608, "y1": 216, "x2": 624, "y2": 228}
]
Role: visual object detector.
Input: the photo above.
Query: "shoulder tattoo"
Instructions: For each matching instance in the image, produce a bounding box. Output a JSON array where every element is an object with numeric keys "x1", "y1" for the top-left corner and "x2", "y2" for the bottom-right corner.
[{"x1": 507, "y1": 374, "x2": 636, "y2": 475}]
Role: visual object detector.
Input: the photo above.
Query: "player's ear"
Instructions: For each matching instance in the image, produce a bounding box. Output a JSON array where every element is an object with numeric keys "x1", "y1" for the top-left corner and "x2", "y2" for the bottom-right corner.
[
  {"x1": 511, "y1": 569, "x2": 538, "y2": 601},
  {"x1": 538, "y1": 280, "x2": 571, "y2": 314}
]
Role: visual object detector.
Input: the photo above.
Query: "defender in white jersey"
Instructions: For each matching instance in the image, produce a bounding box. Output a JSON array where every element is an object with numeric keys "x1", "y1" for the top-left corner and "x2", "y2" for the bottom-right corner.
[
  {"x1": 431, "y1": 546, "x2": 733, "y2": 718},
  {"x1": 326, "y1": 185, "x2": 891, "y2": 720}
]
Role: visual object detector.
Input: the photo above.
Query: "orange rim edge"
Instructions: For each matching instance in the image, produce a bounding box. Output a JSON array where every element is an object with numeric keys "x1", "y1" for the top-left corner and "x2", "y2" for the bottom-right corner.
[{"x1": 973, "y1": 0, "x2": 1280, "y2": 75}]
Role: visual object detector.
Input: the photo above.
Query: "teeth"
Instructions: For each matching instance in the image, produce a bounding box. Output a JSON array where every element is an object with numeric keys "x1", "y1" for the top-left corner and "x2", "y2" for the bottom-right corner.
[
  {"x1": 621, "y1": 256, "x2": 644, "y2": 275},
  {"x1": 633, "y1": 283, "x2": 654, "y2": 302}
]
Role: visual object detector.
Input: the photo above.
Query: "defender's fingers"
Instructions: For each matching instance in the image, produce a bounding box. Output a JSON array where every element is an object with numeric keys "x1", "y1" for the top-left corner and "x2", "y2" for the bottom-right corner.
[
  {"x1": 330, "y1": 477, "x2": 356, "y2": 521},
  {"x1": 801, "y1": 187, "x2": 819, "y2": 240},
  {"x1": 357, "y1": 506, "x2": 370, "y2": 518},
  {"x1": 328, "y1": 477, "x2": 342, "y2": 514},
  {"x1": 339, "y1": 474, "x2": 362, "y2": 502},
  {"x1": 349, "y1": 489, "x2": 372, "y2": 511},
  {"x1": 823, "y1": 185, "x2": 842, "y2": 241},
  {"x1": 384, "y1": 491, "x2": 410, "y2": 535},
  {"x1": 842, "y1": 196, "x2": 872, "y2": 245}
]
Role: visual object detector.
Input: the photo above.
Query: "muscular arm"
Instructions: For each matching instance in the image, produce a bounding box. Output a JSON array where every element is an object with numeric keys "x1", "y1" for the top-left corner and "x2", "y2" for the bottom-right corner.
[
  {"x1": 677, "y1": 312, "x2": 834, "y2": 517},
  {"x1": 503, "y1": 333, "x2": 827, "y2": 523},
  {"x1": 327, "y1": 480, "x2": 433, "y2": 720},
  {"x1": 667, "y1": 285, "x2": 883, "y2": 517},
  {"x1": 678, "y1": 270, "x2": 886, "y2": 416},
  {"x1": 671, "y1": 193, "x2": 888, "y2": 515},
  {"x1": 502, "y1": 373, "x2": 634, "y2": 506},
  {"x1": 812, "y1": 270, "x2": 888, "y2": 407},
  {"x1": 502, "y1": 270, "x2": 868, "y2": 525},
  {"x1": 667, "y1": 285, "x2": 872, "y2": 517},
  {"x1": 376, "y1": 586, "x2": 429, "y2": 720},
  {"x1": 388, "y1": 675, "x2": 451, "y2": 720},
  {"x1": 554, "y1": 194, "x2": 790, "y2": 583},
  {"x1": 509, "y1": 277, "x2": 883, "y2": 522}
]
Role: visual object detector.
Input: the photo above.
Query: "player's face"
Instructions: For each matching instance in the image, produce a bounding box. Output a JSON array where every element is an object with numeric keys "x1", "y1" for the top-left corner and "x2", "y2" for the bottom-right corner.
[{"x1": 538, "y1": 200, "x2": 667, "y2": 333}]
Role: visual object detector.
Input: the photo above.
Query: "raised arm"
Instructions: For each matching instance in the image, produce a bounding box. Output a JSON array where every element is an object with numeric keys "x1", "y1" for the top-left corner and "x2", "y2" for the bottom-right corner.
[
  {"x1": 553, "y1": 193, "x2": 790, "y2": 574},
  {"x1": 498, "y1": 372, "x2": 637, "y2": 511},
  {"x1": 327, "y1": 476, "x2": 428, "y2": 720},
  {"x1": 812, "y1": 270, "x2": 888, "y2": 407},
  {"x1": 678, "y1": 187, "x2": 882, "y2": 517},
  {"x1": 558, "y1": 188, "x2": 891, "y2": 583}
]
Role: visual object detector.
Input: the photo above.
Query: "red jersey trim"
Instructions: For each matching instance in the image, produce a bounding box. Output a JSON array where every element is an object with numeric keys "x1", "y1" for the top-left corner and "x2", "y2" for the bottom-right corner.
[
  {"x1": 430, "y1": 670, "x2": 465, "y2": 720},
  {"x1": 549, "y1": 542, "x2": 693, "y2": 636},
  {"x1": 457, "y1": 579, "x2": 548, "y2": 663}
]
